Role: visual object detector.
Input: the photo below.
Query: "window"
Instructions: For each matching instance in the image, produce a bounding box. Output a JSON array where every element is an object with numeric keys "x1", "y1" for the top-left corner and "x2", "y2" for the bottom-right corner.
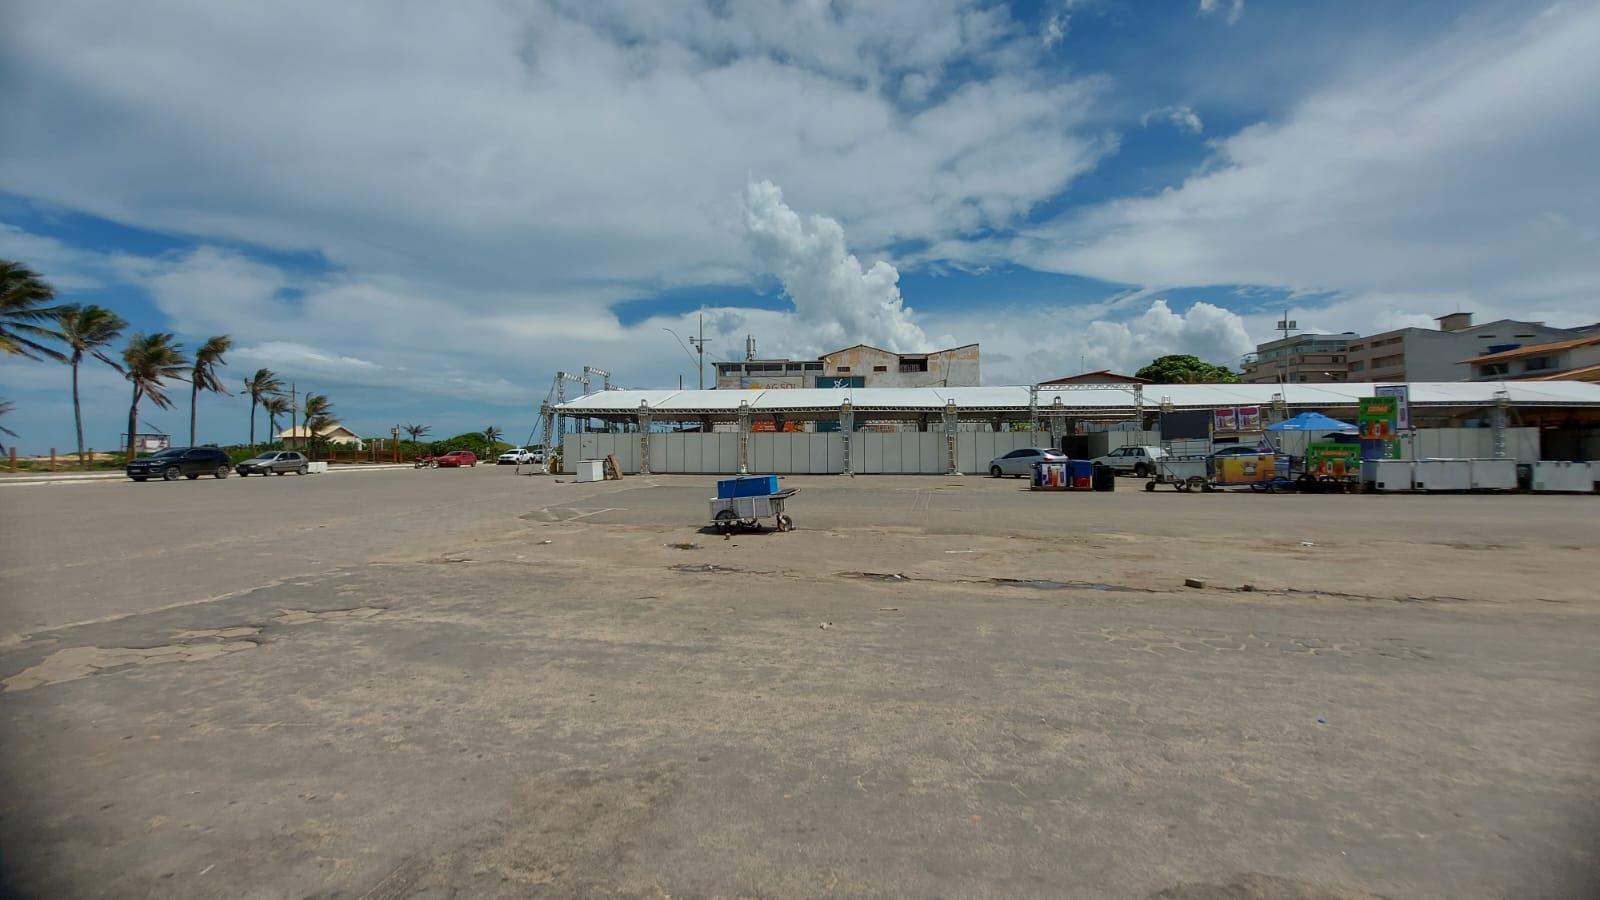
[
  {"x1": 898, "y1": 357, "x2": 929, "y2": 373},
  {"x1": 1522, "y1": 356, "x2": 1556, "y2": 372},
  {"x1": 873, "y1": 365, "x2": 888, "y2": 372},
  {"x1": 1349, "y1": 361, "x2": 1365, "y2": 372},
  {"x1": 836, "y1": 367, "x2": 851, "y2": 373},
  {"x1": 1479, "y1": 362, "x2": 1510, "y2": 377},
  {"x1": 803, "y1": 362, "x2": 824, "y2": 371},
  {"x1": 1513, "y1": 333, "x2": 1536, "y2": 338}
]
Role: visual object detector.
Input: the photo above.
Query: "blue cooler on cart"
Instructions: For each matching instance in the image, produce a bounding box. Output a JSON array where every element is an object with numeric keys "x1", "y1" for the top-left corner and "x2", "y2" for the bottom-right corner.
[
  {"x1": 717, "y1": 475, "x2": 780, "y2": 499},
  {"x1": 1069, "y1": 459, "x2": 1093, "y2": 490}
]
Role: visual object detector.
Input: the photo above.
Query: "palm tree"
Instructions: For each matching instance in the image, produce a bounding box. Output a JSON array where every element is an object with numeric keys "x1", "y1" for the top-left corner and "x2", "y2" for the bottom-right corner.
[
  {"x1": 262, "y1": 394, "x2": 290, "y2": 443},
  {"x1": 242, "y1": 368, "x2": 284, "y2": 448},
  {"x1": 188, "y1": 335, "x2": 232, "y2": 446},
  {"x1": 55, "y1": 305, "x2": 128, "y2": 465},
  {"x1": 403, "y1": 423, "x2": 430, "y2": 443},
  {"x1": 301, "y1": 393, "x2": 332, "y2": 458},
  {"x1": 1, "y1": 260, "x2": 66, "y2": 361},
  {"x1": 0, "y1": 398, "x2": 19, "y2": 454},
  {"x1": 483, "y1": 425, "x2": 503, "y2": 453},
  {"x1": 122, "y1": 333, "x2": 189, "y2": 459}
]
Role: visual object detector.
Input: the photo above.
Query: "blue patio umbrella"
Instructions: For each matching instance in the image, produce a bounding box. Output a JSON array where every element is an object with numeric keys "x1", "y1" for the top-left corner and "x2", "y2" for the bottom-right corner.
[{"x1": 1265, "y1": 411, "x2": 1358, "y2": 432}]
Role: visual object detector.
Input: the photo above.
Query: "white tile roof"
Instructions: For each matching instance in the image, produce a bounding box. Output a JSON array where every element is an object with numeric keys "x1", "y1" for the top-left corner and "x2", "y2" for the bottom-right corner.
[{"x1": 554, "y1": 381, "x2": 1600, "y2": 416}]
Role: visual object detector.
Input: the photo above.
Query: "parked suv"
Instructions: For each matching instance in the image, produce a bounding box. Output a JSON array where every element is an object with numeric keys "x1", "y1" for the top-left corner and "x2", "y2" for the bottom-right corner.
[
  {"x1": 496, "y1": 447, "x2": 543, "y2": 465},
  {"x1": 126, "y1": 447, "x2": 233, "y2": 482},
  {"x1": 1091, "y1": 445, "x2": 1168, "y2": 477},
  {"x1": 235, "y1": 450, "x2": 310, "y2": 476}
]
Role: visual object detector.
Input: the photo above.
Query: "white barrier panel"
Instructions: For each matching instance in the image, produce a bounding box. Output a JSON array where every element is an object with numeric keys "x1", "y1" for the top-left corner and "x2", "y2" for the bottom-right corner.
[
  {"x1": 956, "y1": 432, "x2": 1041, "y2": 474},
  {"x1": 1532, "y1": 461, "x2": 1594, "y2": 492}
]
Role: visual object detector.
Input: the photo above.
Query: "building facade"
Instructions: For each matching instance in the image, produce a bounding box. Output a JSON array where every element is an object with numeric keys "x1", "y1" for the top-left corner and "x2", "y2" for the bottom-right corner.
[
  {"x1": 715, "y1": 343, "x2": 981, "y2": 389},
  {"x1": 1039, "y1": 370, "x2": 1152, "y2": 385},
  {"x1": 820, "y1": 343, "x2": 980, "y2": 388},
  {"x1": 1345, "y1": 314, "x2": 1589, "y2": 382},
  {"x1": 1240, "y1": 334, "x2": 1353, "y2": 384},
  {"x1": 1466, "y1": 334, "x2": 1600, "y2": 382}
]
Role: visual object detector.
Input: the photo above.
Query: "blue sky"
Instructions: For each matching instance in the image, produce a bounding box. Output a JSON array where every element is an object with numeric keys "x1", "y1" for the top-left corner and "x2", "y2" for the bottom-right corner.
[{"x1": 2, "y1": 0, "x2": 1597, "y2": 452}]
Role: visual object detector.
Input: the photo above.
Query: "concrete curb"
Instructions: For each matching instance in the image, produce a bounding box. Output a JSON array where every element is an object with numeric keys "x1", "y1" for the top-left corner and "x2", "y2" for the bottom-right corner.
[{"x1": 0, "y1": 463, "x2": 418, "y2": 487}]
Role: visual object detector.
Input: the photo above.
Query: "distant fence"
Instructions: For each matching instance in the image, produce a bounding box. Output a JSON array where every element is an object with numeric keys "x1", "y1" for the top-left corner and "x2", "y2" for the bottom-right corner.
[{"x1": 563, "y1": 432, "x2": 1042, "y2": 475}]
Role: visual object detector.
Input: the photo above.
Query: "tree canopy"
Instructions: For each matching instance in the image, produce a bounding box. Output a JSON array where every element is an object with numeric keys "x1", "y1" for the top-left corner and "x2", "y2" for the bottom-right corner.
[{"x1": 1134, "y1": 354, "x2": 1242, "y2": 384}]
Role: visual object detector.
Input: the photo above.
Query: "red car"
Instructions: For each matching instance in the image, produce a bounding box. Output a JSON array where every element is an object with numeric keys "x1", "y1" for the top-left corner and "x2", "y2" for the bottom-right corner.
[{"x1": 432, "y1": 450, "x2": 478, "y2": 468}]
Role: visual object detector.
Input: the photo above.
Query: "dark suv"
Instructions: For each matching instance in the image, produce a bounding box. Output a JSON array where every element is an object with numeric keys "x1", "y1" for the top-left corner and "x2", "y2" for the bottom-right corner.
[{"x1": 126, "y1": 447, "x2": 233, "y2": 482}]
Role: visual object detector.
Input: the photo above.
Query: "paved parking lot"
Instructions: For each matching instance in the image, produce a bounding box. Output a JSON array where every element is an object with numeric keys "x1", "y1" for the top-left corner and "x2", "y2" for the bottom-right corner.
[{"x1": 2, "y1": 468, "x2": 1597, "y2": 897}]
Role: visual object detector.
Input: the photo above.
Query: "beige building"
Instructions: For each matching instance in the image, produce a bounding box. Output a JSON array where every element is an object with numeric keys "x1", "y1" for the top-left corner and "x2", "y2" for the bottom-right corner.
[
  {"x1": 278, "y1": 424, "x2": 365, "y2": 449},
  {"x1": 715, "y1": 343, "x2": 981, "y2": 389},
  {"x1": 819, "y1": 343, "x2": 980, "y2": 388}
]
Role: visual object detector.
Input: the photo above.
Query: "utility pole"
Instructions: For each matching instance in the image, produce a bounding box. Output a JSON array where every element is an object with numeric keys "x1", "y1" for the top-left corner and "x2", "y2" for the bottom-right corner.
[
  {"x1": 688, "y1": 311, "x2": 711, "y2": 389},
  {"x1": 1273, "y1": 310, "x2": 1297, "y2": 387},
  {"x1": 289, "y1": 382, "x2": 298, "y2": 444}
]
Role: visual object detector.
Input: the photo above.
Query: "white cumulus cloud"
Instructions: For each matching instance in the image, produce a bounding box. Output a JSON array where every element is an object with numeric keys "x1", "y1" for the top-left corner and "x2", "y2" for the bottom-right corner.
[{"x1": 741, "y1": 180, "x2": 929, "y2": 355}]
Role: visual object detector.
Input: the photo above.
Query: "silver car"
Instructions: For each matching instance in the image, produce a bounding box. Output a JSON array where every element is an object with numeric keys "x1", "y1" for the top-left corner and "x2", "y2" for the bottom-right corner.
[
  {"x1": 988, "y1": 447, "x2": 1068, "y2": 478},
  {"x1": 235, "y1": 450, "x2": 310, "y2": 476}
]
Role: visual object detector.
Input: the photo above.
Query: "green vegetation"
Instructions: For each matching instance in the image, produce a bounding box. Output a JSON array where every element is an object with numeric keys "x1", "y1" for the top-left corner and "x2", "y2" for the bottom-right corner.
[
  {"x1": 122, "y1": 333, "x2": 190, "y2": 460},
  {"x1": 1135, "y1": 354, "x2": 1242, "y2": 384},
  {"x1": 188, "y1": 335, "x2": 233, "y2": 447},
  {"x1": 55, "y1": 304, "x2": 128, "y2": 465}
]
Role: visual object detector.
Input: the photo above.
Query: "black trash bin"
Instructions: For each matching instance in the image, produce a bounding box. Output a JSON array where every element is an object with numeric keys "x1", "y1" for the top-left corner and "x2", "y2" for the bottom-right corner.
[{"x1": 1092, "y1": 462, "x2": 1116, "y2": 492}]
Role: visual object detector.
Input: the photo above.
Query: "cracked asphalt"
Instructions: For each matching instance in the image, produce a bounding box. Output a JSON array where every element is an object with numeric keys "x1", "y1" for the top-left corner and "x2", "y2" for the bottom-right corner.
[{"x1": 1, "y1": 468, "x2": 1597, "y2": 897}]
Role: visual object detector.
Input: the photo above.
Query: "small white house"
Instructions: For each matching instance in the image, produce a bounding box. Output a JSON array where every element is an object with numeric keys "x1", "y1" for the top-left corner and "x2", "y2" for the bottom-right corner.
[{"x1": 277, "y1": 424, "x2": 365, "y2": 450}]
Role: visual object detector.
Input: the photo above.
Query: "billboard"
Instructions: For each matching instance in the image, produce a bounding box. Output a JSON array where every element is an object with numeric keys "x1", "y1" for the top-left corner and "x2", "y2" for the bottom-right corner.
[
  {"x1": 1307, "y1": 442, "x2": 1361, "y2": 477},
  {"x1": 819, "y1": 376, "x2": 865, "y2": 389},
  {"x1": 1211, "y1": 405, "x2": 1263, "y2": 433},
  {"x1": 1358, "y1": 397, "x2": 1398, "y2": 441},
  {"x1": 1375, "y1": 385, "x2": 1410, "y2": 431}
]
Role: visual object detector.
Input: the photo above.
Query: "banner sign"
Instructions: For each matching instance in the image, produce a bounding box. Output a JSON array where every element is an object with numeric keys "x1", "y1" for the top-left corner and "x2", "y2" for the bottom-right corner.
[
  {"x1": 1212, "y1": 405, "x2": 1263, "y2": 433},
  {"x1": 1307, "y1": 442, "x2": 1361, "y2": 477},
  {"x1": 1375, "y1": 385, "x2": 1410, "y2": 431},
  {"x1": 1358, "y1": 397, "x2": 1398, "y2": 441}
]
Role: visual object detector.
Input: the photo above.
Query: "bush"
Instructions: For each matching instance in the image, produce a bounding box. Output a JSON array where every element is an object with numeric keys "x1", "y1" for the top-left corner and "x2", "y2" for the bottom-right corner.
[{"x1": 427, "y1": 432, "x2": 512, "y2": 458}]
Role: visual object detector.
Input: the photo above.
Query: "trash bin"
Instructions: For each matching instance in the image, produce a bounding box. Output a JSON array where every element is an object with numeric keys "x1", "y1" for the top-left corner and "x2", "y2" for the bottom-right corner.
[{"x1": 1092, "y1": 462, "x2": 1116, "y2": 492}]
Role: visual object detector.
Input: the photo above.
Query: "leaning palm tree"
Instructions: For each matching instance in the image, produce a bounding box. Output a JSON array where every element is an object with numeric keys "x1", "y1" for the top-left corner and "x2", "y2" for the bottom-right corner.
[
  {"x1": 403, "y1": 423, "x2": 430, "y2": 443},
  {"x1": 262, "y1": 394, "x2": 290, "y2": 444},
  {"x1": 187, "y1": 335, "x2": 232, "y2": 446},
  {"x1": 0, "y1": 398, "x2": 19, "y2": 454},
  {"x1": 55, "y1": 305, "x2": 128, "y2": 465},
  {"x1": 483, "y1": 425, "x2": 503, "y2": 452},
  {"x1": 1, "y1": 260, "x2": 66, "y2": 361},
  {"x1": 122, "y1": 333, "x2": 189, "y2": 459},
  {"x1": 301, "y1": 393, "x2": 332, "y2": 458},
  {"x1": 242, "y1": 368, "x2": 284, "y2": 448}
]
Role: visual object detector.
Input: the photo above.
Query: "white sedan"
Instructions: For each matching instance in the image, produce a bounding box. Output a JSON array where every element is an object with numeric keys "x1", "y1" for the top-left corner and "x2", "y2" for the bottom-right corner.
[{"x1": 988, "y1": 447, "x2": 1068, "y2": 478}]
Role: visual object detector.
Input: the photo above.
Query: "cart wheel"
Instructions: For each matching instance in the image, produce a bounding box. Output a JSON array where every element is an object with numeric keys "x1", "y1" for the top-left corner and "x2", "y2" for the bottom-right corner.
[
  {"x1": 1186, "y1": 477, "x2": 1208, "y2": 492},
  {"x1": 1201, "y1": 482, "x2": 1215, "y2": 493},
  {"x1": 714, "y1": 509, "x2": 737, "y2": 533},
  {"x1": 1175, "y1": 480, "x2": 1190, "y2": 492},
  {"x1": 776, "y1": 514, "x2": 794, "y2": 532},
  {"x1": 1144, "y1": 480, "x2": 1156, "y2": 492}
]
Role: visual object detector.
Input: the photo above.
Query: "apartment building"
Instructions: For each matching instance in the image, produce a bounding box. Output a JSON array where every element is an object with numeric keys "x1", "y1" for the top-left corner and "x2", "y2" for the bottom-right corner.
[
  {"x1": 1240, "y1": 334, "x2": 1353, "y2": 384},
  {"x1": 1346, "y1": 313, "x2": 1587, "y2": 381}
]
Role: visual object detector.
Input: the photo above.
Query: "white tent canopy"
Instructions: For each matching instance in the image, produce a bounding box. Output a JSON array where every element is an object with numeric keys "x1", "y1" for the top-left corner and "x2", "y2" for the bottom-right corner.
[{"x1": 554, "y1": 381, "x2": 1600, "y2": 418}]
